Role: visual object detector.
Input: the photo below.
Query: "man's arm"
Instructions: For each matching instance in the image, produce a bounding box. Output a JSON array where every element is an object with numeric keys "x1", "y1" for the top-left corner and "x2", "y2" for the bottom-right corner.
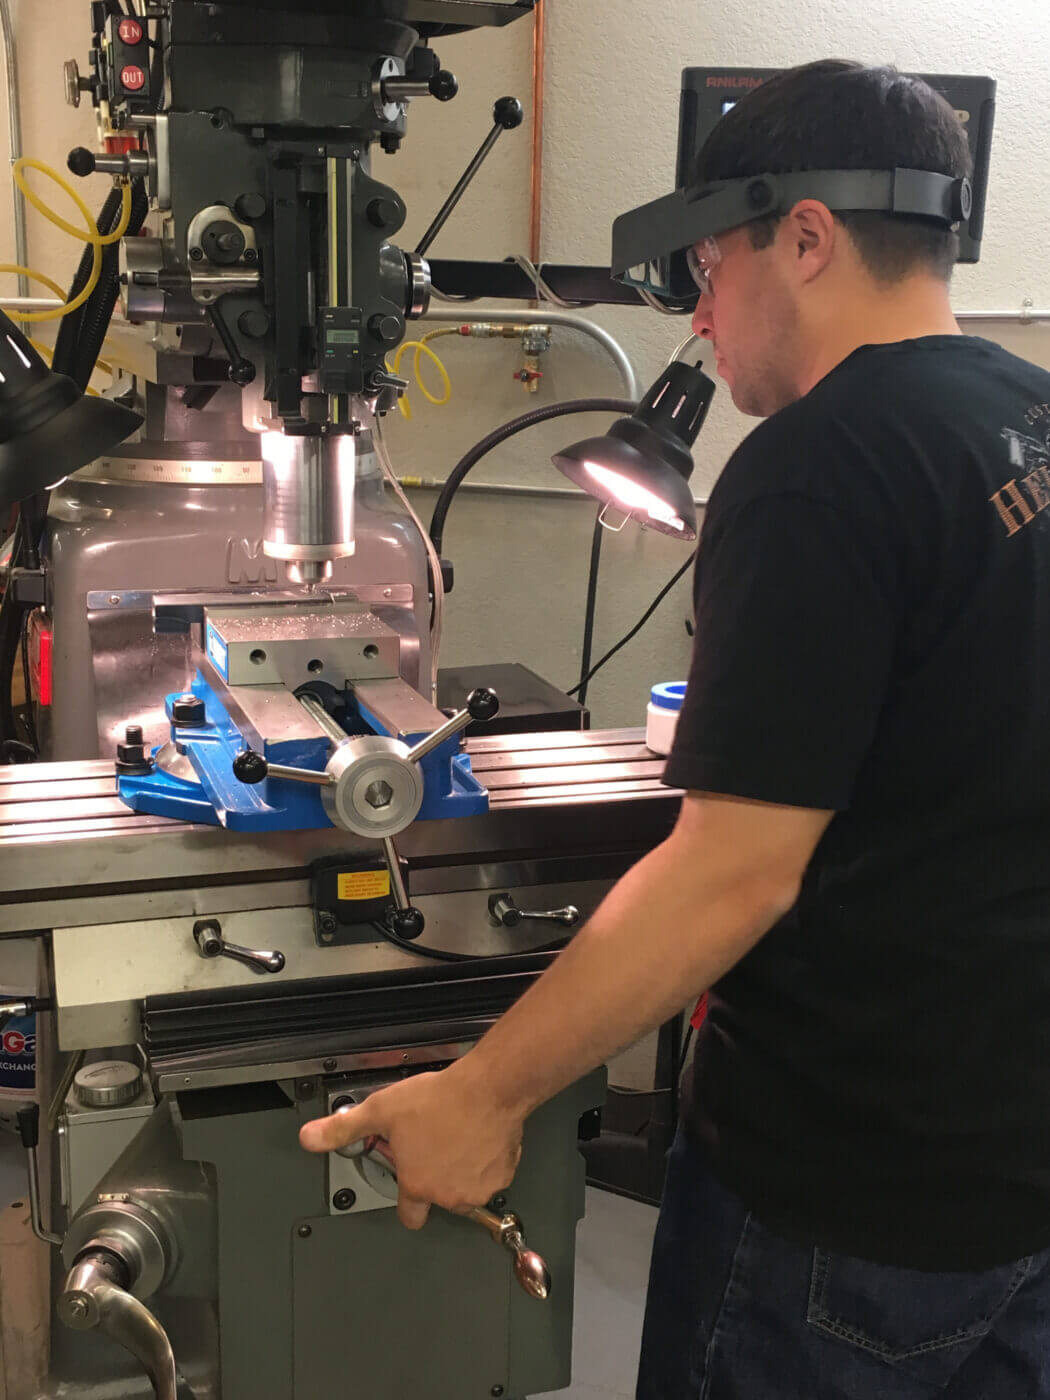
[{"x1": 300, "y1": 790, "x2": 832, "y2": 1227}]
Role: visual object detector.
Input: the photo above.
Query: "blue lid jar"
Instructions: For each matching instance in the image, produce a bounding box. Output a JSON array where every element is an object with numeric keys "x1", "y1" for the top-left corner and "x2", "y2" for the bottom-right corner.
[{"x1": 649, "y1": 681, "x2": 687, "y2": 712}]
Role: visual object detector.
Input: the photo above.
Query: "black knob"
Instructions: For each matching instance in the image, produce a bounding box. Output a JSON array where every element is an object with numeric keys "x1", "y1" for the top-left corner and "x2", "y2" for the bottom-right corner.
[
  {"x1": 368, "y1": 313, "x2": 403, "y2": 345},
  {"x1": 227, "y1": 358, "x2": 257, "y2": 387},
  {"x1": 494, "y1": 96, "x2": 524, "y2": 130},
  {"x1": 233, "y1": 749, "x2": 269, "y2": 784},
  {"x1": 389, "y1": 907, "x2": 426, "y2": 941},
  {"x1": 171, "y1": 693, "x2": 206, "y2": 726},
  {"x1": 16, "y1": 1102, "x2": 39, "y2": 1150},
  {"x1": 238, "y1": 309, "x2": 270, "y2": 339},
  {"x1": 234, "y1": 192, "x2": 267, "y2": 221},
  {"x1": 430, "y1": 69, "x2": 458, "y2": 102},
  {"x1": 367, "y1": 197, "x2": 402, "y2": 230},
  {"x1": 466, "y1": 687, "x2": 500, "y2": 723},
  {"x1": 67, "y1": 146, "x2": 96, "y2": 177}
]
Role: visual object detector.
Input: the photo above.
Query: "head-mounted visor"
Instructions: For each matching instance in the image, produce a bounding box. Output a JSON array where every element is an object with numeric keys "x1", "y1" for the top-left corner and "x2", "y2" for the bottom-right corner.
[{"x1": 611, "y1": 167, "x2": 973, "y2": 302}]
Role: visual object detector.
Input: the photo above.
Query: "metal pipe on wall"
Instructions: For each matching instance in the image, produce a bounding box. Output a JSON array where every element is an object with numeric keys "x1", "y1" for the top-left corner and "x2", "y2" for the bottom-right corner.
[
  {"x1": 0, "y1": 0, "x2": 28, "y2": 297},
  {"x1": 420, "y1": 306, "x2": 641, "y2": 401},
  {"x1": 955, "y1": 309, "x2": 1050, "y2": 323}
]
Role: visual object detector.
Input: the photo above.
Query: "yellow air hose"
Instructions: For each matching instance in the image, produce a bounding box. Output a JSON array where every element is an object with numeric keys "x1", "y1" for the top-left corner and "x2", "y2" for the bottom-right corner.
[
  {"x1": 388, "y1": 330, "x2": 455, "y2": 421},
  {"x1": 1, "y1": 157, "x2": 132, "y2": 323}
]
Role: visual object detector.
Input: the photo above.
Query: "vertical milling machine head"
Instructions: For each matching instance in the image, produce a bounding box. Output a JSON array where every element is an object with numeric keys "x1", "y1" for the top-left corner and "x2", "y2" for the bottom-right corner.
[{"x1": 67, "y1": 0, "x2": 534, "y2": 582}]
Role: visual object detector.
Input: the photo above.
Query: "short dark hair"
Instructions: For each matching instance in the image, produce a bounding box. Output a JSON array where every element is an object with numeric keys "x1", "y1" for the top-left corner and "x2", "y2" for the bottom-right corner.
[{"x1": 694, "y1": 60, "x2": 973, "y2": 283}]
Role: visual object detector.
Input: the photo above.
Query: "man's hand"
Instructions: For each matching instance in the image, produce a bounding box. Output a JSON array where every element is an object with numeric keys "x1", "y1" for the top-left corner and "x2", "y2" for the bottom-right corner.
[
  {"x1": 299, "y1": 1062, "x2": 524, "y2": 1230},
  {"x1": 300, "y1": 793, "x2": 830, "y2": 1234}
]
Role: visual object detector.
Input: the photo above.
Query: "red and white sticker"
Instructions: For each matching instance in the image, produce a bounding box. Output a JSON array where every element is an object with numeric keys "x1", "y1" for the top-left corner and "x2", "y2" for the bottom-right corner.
[
  {"x1": 118, "y1": 17, "x2": 144, "y2": 45},
  {"x1": 120, "y1": 64, "x2": 146, "y2": 92}
]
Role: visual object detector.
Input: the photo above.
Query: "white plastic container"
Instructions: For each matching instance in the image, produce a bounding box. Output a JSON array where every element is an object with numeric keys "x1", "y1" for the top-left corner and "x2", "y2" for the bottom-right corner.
[{"x1": 645, "y1": 681, "x2": 687, "y2": 755}]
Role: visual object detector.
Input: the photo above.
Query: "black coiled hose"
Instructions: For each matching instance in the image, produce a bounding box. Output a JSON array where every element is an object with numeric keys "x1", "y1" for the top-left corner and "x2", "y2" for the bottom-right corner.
[{"x1": 1, "y1": 179, "x2": 149, "y2": 749}]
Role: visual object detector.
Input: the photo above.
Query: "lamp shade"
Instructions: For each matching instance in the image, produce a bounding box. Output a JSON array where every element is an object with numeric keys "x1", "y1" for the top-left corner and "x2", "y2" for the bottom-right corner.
[
  {"x1": 0, "y1": 310, "x2": 141, "y2": 510},
  {"x1": 552, "y1": 360, "x2": 715, "y2": 540}
]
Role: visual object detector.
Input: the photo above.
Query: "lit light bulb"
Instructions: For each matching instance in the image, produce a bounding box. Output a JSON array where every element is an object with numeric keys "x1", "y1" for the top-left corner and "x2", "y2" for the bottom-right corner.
[{"x1": 583, "y1": 462, "x2": 686, "y2": 531}]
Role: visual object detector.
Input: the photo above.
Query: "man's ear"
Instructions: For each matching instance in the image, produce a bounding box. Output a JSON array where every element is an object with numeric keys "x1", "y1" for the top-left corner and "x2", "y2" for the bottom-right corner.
[{"x1": 783, "y1": 199, "x2": 836, "y2": 285}]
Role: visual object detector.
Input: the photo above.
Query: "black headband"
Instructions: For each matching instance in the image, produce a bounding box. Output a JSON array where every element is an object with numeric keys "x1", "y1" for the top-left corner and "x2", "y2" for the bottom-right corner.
[{"x1": 612, "y1": 167, "x2": 973, "y2": 300}]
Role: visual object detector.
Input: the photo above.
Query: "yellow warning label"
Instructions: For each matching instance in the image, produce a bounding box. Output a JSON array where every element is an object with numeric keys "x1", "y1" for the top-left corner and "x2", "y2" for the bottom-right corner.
[{"x1": 337, "y1": 870, "x2": 391, "y2": 902}]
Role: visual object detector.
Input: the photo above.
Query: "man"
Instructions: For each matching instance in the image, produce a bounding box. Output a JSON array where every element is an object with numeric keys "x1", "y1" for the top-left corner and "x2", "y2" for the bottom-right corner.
[{"x1": 302, "y1": 61, "x2": 1050, "y2": 1397}]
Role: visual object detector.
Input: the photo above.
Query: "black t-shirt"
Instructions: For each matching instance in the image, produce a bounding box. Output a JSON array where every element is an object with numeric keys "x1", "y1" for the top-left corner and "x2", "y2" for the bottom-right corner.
[{"x1": 665, "y1": 335, "x2": 1050, "y2": 1270}]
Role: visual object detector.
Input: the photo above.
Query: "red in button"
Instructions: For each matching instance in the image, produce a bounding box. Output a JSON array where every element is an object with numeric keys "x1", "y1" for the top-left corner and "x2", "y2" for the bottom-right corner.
[
  {"x1": 120, "y1": 64, "x2": 146, "y2": 92},
  {"x1": 117, "y1": 17, "x2": 144, "y2": 44}
]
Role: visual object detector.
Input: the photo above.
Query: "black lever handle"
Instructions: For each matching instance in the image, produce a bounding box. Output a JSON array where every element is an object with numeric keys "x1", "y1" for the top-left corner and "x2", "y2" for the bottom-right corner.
[
  {"x1": 207, "y1": 304, "x2": 256, "y2": 387},
  {"x1": 415, "y1": 97, "x2": 524, "y2": 259},
  {"x1": 17, "y1": 1102, "x2": 39, "y2": 1150}
]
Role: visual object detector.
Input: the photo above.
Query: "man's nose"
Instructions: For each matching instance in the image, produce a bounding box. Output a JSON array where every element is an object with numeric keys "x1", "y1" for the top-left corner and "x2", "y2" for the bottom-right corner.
[{"x1": 691, "y1": 294, "x2": 714, "y2": 338}]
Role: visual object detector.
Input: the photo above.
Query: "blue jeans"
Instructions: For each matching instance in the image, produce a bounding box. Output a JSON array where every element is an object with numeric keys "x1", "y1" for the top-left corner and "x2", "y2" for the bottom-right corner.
[{"x1": 636, "y1": 1127, "x2": 1050, "y2": 1399}]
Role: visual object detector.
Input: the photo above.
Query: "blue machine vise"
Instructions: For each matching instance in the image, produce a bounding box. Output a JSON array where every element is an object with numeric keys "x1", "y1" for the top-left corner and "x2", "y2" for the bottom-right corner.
[{"x1": 117, "y1": 671, "x2": 489, "y2": 832}]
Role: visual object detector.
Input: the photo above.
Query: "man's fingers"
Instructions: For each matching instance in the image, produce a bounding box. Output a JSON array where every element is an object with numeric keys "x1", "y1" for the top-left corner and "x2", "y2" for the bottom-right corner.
[
  {"x1": 299, "y1": 1101, "x2": 379, "y2": 1153},
  {"x1": 397, "y1": 1191, "x2": 431, "y2": 1231}
]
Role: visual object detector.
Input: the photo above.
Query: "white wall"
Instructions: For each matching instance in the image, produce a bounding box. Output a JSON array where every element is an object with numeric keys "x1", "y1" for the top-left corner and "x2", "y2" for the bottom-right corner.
[{"x1": 3, "y1": 0, "x2": 1049, "y2": 727}]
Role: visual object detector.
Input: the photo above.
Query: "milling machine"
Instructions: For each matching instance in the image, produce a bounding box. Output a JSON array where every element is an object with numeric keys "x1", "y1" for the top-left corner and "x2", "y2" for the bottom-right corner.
[{"x1": 0, "y1": 3, "x2": 685, "y2": 1398}]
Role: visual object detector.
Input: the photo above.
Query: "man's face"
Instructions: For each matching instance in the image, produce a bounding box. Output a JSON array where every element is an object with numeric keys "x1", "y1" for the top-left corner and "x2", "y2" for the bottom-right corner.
[{"x1": 690, "y1": 222, "x2": 803, "y2": 418}]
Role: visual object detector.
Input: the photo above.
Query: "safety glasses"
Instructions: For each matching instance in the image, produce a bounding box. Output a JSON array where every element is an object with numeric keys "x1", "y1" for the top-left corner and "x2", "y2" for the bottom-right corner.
[{"x1": 685, "y1": 236, "x2": 722, "y2": 296}]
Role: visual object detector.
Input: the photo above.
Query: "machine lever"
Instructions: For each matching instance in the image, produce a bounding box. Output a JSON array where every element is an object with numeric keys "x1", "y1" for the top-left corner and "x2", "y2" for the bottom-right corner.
[
  {"x1": 232, "y1": 748, "x2": 335, "y2": 787},
  {"x1": 333, "y1": 1119, "x2": 552, "y2": 1301},
  {"x1": 414, "y1": 96, "x2": 524, "y2": 258},
  {"x1": 0, "y1": 995, "x2": 50, "y2": 1032},
  {"x1": 206, "y1": 304, "x2": 256, "y2": 386},
  {"x1": 404, "y1": 686, "x2": 500, "y2": 765},
  {"x1": 467, "y1": 1205, "x2": 553, "y2": 1302},
  {"x1": 488, "y1": 893, "x2": 581, "y2": 929},
  {"x1": 16, "y1": 1103, "x2": 63, "y2": 1246},
  {"x1": 381, "y1": 69, "x2": 458, "y2": 104},
  {"x1": 380, "y1": 836, "x2": 426, "y2": 940},
  {"x1": 193, "y1": 919, "x2": 285, "y2": 974},
  {"x1": 59, "y1": 1251, "x2": 179, "y2": 1400}
]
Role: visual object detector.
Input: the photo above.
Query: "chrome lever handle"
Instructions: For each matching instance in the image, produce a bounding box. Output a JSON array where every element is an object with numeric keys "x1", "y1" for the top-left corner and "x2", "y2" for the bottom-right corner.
[
  {"x1": 379, "y1": 837, "x2": 426, "y2": 941},
  {"x1": 488, "y1": 893, "x2": 581, "y2": 929},
  {"x1": 232, "y1": 748, "x2": 334, "y2": 788},
  {"x1": 59, "y1": 1252, "x2": 178, "y2": 1400},
  {"x1": 404, "y1": 687, "x2": 500, "y2": 765},
  {"x1": 193, "y1": 919, "x2": 285, "y2": 975}
]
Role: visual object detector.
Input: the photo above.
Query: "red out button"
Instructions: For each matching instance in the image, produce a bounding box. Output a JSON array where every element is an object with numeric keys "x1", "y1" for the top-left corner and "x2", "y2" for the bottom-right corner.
[
  {"x1": 120, "y1": 64, "x2": 146, "y2": 91},
  {"x1": 117, "y1": 17, "x2": 144, "y2": 44}
]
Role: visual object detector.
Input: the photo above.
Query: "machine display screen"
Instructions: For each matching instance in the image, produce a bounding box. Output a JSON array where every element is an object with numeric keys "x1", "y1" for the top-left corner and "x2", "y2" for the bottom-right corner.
[{"x1": 326, "y1": 330, "x2": 360, "y2": 345}]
